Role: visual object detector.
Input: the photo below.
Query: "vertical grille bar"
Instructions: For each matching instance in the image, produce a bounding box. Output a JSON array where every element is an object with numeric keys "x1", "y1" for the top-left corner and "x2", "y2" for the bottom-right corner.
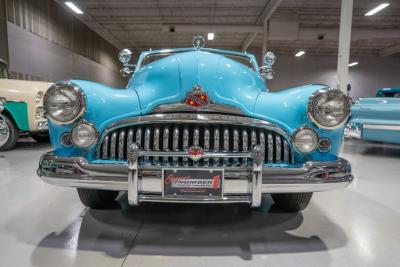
[
  {"x1": 275, "y1": 135, "x2": 282, "y2": 163},
  {"x1": 110, "y1": 132, "x2": 117, "y2": 160},
  {"x1": 267, "y1": 133, "x2": 273, "y2": 163},
  {"x1": 135, "y1": 127, "x2": 142, "y2": 147},
  {"x1": 183, "y1": 126, "x2": 189, "y2": 166},
  {"x1": 118, "y1": 130, "x2": 126, "y2": 160},
  {"x1": 251, "y1": 130, "x2": 257, "y2": 147},
  {"x1": 233, "y1": 128, "x2": 239, "y2": 165},
  {"x1": 153, "y1": 127, "x2": 160, "y2": 165},
  {"x1": 144, "y1": 127, "x2": 151, "y2": 163},
  {"x1": 102, "y1": 135, "x2": 109, "y2": 160},
  {"x1": 223, "y1": 127, "x2": 229, "y2": 165},
  {"x1": 163, "y1": 126, "x2": 170, "y2": 164},
  {"x1": 193, "y1": 127, "x2": 200, "y2": 166},
  {"x1": 214, "y1": 127, "x2": 220, "y2": 165},
  {"x1": 173, "y1": 126, "x2": 179, "y2": 165},
  {"x1": 204, "y1": 127, "x2": 210, "y2": 165},
  {"x1": 242, "y1": 129, "x2": 248, "y2": 165},
  {"x1": 259, "y1": 131, "x2": 266, "y2": 157},
  {"x1": 283, "y1": 140, "x2": 289, "y2": 163}
]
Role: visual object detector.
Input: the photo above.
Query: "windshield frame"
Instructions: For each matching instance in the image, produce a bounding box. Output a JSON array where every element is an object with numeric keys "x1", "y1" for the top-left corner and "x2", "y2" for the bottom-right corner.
[{"x1": 136, "y1": 48, "x2": 260, "y2": 72}]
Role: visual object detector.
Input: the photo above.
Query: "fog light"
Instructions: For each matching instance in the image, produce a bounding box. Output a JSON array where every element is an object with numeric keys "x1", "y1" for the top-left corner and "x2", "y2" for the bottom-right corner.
[
  {"x1": 318, "y1": 138, "x2": 332, "y2": 152},
  {"x1": 71, "y1": 121, "x2": 98, "y2": 149},
  {"x1": 292, "y1": 126, "x2": 318, "y2": 154}
]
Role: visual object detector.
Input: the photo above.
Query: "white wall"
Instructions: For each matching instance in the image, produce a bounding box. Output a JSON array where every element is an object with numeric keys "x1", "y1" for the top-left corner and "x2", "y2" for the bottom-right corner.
[
  {"x1": 267, "y1": 55, "x2": 400, "y2": 98},
  {"x1": 7, "y1": 22, "x2": 125, "y2": 88}
]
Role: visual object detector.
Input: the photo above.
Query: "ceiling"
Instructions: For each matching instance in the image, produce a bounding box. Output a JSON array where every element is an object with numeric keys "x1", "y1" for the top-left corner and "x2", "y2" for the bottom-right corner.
[{"x1": 56, "y1": 0, "x2": 400, "y2": 57}]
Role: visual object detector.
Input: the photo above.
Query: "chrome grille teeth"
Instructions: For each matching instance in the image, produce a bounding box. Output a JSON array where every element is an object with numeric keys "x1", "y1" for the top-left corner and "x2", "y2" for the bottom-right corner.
[
  {"x1": 118, "y1": 130, "x2": 126, "y2": 161},
  {"x1": 99, "y1": 123, "x2": 294, "y2": 166},
  {"x1": 204, "y1": 127, "x2": 210, "y2": 165},
  {"x1": 183, "y1": 126, "x2": 189, "y2": 166},
  {"x1": 163, "y1": 126, "x2": 170, "y2": 165}
]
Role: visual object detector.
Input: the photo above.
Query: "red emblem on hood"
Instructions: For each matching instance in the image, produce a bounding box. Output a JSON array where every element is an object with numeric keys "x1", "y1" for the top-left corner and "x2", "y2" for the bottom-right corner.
[
  {"x1": 187, "y1": 146, "x2": 204, "y2": 161},
  {"x1": 185, "y1": 85, "x2": 210, "y2": 107}
]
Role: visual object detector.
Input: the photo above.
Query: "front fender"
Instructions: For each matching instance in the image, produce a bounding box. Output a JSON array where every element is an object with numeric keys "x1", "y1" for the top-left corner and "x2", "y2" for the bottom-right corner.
[
  {"x1": 49, "y1": 80, "x2": 140, "y2": 160},
  {"x1": 254, "y1": 84, "x2": 345, "y2": 162}
]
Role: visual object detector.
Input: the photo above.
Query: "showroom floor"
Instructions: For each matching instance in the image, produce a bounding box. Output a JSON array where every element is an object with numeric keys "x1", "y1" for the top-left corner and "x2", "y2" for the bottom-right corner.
[{"x1": 0, "y1": 139, "x2": 399, "y2": 267}]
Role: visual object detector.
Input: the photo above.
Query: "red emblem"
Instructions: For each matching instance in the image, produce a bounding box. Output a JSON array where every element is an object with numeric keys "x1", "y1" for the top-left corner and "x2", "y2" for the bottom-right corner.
[
  {"x1": 187, "y1": 146, "x2": 204, "y2": 161},
  {"x1": 185, "y1": 85, "x2": 210, "y2": 108}
]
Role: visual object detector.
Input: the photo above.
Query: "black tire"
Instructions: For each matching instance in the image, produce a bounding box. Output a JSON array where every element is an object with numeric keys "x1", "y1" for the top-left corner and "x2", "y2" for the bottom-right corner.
[
  {"x1": 0, "y1": 114, "x2": 19, "y2": 151},
  {"x1": 77, "y1": 188, "x2": 119, "y2": 209},
  {"x1": 32, "y1": 132, "x2": 50, "y2": 143},
  {"x1": 271, "y1": 192, "x2": 313, "y2": 212}
]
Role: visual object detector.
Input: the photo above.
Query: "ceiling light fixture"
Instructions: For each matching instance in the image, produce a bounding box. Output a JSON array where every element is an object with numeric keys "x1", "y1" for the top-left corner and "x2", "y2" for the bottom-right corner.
[
  {"x1": 207, "y1": 33, "x2": 215, "y2": 40},
  {"x1": 65, "y1": 2, "x2": 84, "y2": 14},
  {"x1": 348, "y1": 62, "x2": 359, "y2": 67},
  {"x1": 295, "y1": 51, "x2": 305, "y2": 57},
  {"x1": 365, "y1": 3, "x2": 389, "y2": 16}
]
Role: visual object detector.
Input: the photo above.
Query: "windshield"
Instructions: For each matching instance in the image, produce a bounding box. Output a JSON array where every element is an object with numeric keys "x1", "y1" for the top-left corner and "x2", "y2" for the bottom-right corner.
[
  {"x1": 141, "y1": 51, "x2": 256, "y2": 71},
  {"x1": 0, "y1": 62, "x2": 8, "y2": 79}
]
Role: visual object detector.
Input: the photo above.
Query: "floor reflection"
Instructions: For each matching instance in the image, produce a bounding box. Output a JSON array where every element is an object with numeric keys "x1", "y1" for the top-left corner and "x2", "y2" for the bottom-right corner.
[
  {"x1": 343, "y1": 139, "x2": 400, "y2": 158},
  {"x1": 32, "y1": 195, "x2": 347, "y2": 265}
]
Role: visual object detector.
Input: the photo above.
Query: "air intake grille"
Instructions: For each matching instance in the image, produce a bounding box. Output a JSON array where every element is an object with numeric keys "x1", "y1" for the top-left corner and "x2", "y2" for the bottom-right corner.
[{"x1": 98, "y1": 123, "x2": 294, "y2": 166}]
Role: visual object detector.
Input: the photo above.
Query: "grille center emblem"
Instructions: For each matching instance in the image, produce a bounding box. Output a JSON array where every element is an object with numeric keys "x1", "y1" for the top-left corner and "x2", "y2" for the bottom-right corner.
[
  {"x1": 185, "y1": 85, "x2": 210, "y2": 108},
  {"x1": 187, "y1": 146, "x2": 204, "y2": 161}
]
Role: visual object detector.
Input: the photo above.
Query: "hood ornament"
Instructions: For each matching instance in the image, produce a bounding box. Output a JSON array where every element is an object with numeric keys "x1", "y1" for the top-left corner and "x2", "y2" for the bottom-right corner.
[
  {"x1": 185, "y1": 85, "x2": 210, "y2": 108},
  {"x1": 193, "y1": 36, "x2": 205, "y2": 50},
  {"x1": 187, "y1": 146, "x2": 204, "y2": 161}
]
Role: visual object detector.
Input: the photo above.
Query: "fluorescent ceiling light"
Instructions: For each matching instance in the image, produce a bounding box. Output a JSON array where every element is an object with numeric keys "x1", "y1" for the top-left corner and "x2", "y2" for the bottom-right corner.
[
  {"x1": 207, "y1": 33, "x2": 215, "y2": 40},
  {"x1": 295, "y1": 51, "x2": 305, "y2": 57},
  {"x1": 348, "y1": 62, "x2": 359, "y2": 67},
  {"x1": 65, "y1": 2, "x2": 84, "y2": 14},
  {"x1": 365, "y1": 3, "x2": 389, "y2": 16}
]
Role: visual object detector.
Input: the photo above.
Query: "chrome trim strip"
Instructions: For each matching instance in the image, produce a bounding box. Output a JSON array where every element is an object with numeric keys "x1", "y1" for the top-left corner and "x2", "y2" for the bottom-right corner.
[
  {"x1": 144, "y1": 127, "x2": 151, "y2": 163},
  {"x1": 363, "y1": 124, "x2": 400, "y2": 131},
  {"x1": 242, "y1": 129, "x2": 248, "y2": 165},
  {"x1": 163, "y1": 126, "x2": 170, "y2": 164},
  {"x1": 204, "y1": 127, "x2": 210, "y2": 165},
  {"x1": 283, "y1": 140, "x2": 289, "y2": 163},
  {"x1": 151, "y1": 103, "x2": 245, "y2": 116},
  {"x1": 233, "y1": 128, "x2": 239, "y2": 165},
  {"x1": 183, "y1": 126, "x2": 189, "y2": 166},
  {"x1": 153, "y1": 127, "x2": 160, "y2": 164},
  {"x1": 275, "y1": 135, "x2": 281, "y2": 163},
  {"x1": 173, "y1": 126, "x2": 179, "y2": 165},
  {"x1": 267, "y1": 134, "x2": 273, "y2": 163},
  {"x1": 214, "y1": 127, "x2": 220, "y2": 165}
]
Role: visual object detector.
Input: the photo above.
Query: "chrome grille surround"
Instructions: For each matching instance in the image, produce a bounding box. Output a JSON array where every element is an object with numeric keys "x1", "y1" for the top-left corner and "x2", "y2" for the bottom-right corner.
[{"x1": 97, "y1": 113, "x2": 295, "y2": 166}]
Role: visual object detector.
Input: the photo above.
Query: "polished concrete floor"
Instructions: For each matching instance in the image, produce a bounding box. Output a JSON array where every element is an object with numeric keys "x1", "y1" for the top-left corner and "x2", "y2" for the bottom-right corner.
[{"x1": 0, "y1": 138, "x2": 399, "y2": 267}]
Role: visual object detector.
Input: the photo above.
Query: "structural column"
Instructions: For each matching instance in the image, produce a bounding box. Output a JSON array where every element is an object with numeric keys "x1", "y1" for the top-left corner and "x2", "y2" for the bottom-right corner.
[
  {"x1": 0, "y1": 0, "x2": 9, "y2": 63},
  {"x1": 336, "y1": 0, "x2": 354, "y2": 92}
]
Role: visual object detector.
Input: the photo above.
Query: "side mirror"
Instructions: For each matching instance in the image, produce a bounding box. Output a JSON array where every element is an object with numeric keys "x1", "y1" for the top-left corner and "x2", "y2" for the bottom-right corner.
[
  {"x1": 260, "y1": 51, "x2": 276, "y2": 80},
  {"x1": 118, "y1": 48, "x2": 135, "y2": 77}
]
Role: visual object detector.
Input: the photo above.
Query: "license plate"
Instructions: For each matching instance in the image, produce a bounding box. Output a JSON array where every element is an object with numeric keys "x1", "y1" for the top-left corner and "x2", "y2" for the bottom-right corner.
[{"x1": 162, "y1": 168, "x2": 224, "y2": 197}]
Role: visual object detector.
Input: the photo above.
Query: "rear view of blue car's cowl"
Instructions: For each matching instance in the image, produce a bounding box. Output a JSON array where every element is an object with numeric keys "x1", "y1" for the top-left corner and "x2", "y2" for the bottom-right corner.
[{"x1": 38, "y1": 47, "x2": 353, "y2": 212}]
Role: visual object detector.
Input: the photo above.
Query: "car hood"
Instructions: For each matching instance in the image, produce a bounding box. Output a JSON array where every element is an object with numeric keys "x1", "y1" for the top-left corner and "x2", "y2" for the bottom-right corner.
[{"x1": 128, "y1": 50, "x2": 266, "y2": 116}]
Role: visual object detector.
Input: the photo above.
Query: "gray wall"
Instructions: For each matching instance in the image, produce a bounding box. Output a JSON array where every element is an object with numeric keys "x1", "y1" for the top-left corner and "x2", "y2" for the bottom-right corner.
[
  {"x1": 4, "y1": 0, "x2": 124, "y2": 87},
  {"x1": 265, "y1": 55, "x2": 400, "y2": 98},
  {"x1": 0, "y1": 0, "x2": 9, "y2": 63},
  {"x1": 7, "y1": 22, "x2": 124, "y2": 87}
]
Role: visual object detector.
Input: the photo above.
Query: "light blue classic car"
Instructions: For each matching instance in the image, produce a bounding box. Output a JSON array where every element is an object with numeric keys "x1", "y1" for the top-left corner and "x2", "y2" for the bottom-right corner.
[
  {"x1": 38, "y1": 38, "x2": 353, "y2": 212},
  {"x1": 346, "y1": 87, "x2": 400, "y2": 144}
]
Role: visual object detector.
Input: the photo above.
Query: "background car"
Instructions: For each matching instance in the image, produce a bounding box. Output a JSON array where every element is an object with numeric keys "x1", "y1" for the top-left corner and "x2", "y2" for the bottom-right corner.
[
  {"x1": 38, "y1": 41, "x2": 353, "y2": 212},
  {"x1": 346, "y1": 87, "x2": 400, "y2": 143},
  {"x1": 0, "y1": 59, "x2": 52, "y2": 150}
]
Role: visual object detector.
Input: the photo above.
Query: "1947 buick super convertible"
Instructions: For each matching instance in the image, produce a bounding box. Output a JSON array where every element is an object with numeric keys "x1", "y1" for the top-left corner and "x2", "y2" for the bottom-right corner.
[{"x1": 38, "y1": 38, "x2": 353, "y2": 212}]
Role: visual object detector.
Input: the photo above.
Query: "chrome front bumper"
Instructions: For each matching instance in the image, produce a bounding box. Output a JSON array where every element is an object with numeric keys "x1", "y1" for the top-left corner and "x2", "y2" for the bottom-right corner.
[{"x1": 38, "y1": 150, "x2": 353, "y2": 207}]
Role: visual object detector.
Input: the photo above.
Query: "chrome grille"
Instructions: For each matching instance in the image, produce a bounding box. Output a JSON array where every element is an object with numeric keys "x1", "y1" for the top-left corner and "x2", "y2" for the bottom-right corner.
[{"x1": 98, "y1": 123, "x2": 295, "y2": 166}]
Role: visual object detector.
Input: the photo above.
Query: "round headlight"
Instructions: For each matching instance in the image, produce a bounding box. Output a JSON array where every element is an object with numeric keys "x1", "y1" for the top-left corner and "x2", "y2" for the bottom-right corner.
[
  {"x1": 292, "y1": 126, "x2": 318, "y2": 154},
  {"x1": 71, "y1": 121, "x2": 98, "y2": 148},
  {"x1": 308, "y1": 89, "x2": 350, "y2": 129},
  {"x1": 118, "y1": 48, "x2": 132, "y2": 63},
  {"x1": 44, "y1": 82, "x2": 85, "y2": 124}
]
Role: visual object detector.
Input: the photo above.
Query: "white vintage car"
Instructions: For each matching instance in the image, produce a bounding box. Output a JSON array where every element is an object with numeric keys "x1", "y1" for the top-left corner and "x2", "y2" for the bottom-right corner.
[{"x1": 0, "y1": 59, "x2": 52, "y2": 150}]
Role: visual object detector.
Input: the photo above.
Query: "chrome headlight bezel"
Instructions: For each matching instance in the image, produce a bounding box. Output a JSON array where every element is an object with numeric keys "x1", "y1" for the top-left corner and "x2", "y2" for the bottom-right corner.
[
  {"x1": 44, "y1": 82, "x2": 86, "y2": 125},
  {"x1": 307, "y1": 88, "x2": 351, "y2": 130},
  {"x1": 291, "y1": 125, "x2": 319, "y2": 154},
  {"x1": 71, "y1": 120, "x2": 98, "y2": 149}
]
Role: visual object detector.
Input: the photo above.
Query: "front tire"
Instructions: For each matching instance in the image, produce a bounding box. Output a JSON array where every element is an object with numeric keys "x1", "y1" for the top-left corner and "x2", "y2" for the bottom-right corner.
[
  {"x1": 0, "y1": 115, "x2": 19, "y2": 151},
  {"x1": 271, "y1": 193, "x2": 313, "y2": 212},
  {"x1": 77, "y1": 188, "x2": 119, "y2": 209}
]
